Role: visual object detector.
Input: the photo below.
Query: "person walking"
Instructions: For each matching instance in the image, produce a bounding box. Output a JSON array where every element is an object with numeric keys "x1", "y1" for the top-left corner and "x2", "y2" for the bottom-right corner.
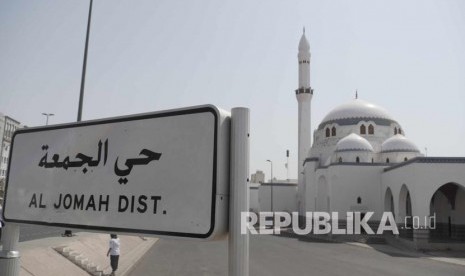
[{"x1": 106, "y1": 234, "x2": 120, "y2": 276}]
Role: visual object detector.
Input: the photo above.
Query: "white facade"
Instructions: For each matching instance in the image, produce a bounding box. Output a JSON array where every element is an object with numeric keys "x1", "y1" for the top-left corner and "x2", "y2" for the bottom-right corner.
[
  {"x1": 258, "y1": 182, "x2": 298, "y2": 214},
  {"x1": 287, "y1": 31, "x2": 465, "y2": 249},
  {"x1": 0, "y1": 114, "x2": 22, "y2": 180}
]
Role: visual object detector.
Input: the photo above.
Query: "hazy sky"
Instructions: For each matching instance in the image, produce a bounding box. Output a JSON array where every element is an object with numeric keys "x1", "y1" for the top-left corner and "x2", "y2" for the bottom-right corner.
[{"x1": 1, "y1": 0, "x2": 464, "y2": 181}]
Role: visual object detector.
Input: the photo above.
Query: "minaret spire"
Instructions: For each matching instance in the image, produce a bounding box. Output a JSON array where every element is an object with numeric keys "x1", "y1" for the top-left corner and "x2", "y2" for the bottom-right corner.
[
  {"x1": 355, "y1": 89, "x2": 358, "y2": 99},
  {"x1": 298, "y1": 29, "x2": 311, "y2": 89}
]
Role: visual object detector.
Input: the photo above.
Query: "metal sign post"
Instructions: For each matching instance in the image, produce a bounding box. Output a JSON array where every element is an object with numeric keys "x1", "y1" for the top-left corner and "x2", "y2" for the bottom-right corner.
[
  {"x1": 229, "y1": 107, "x2": 250, "y2": 276},
  {"x1": 0, "y1": 224, "x2": 20, "y2": 276}
]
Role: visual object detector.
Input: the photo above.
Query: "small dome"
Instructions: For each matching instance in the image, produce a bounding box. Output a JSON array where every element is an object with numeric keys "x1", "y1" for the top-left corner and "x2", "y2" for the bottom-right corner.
[
  {"x1": 298, "y1": 33, "x2": 310, "y2": 52},
  {"x1": 381, "y1": 134, "x2": 420, "y2": 153},
  {"x1": 321, "y1": 99, "x2": 394, "y2": 124},
  {"x1": 336, "y1": 133, "x2": 374, "y2": 152}
]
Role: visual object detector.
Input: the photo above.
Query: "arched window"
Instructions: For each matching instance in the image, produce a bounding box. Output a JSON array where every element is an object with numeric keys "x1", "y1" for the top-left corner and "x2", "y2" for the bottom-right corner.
[
  {"x1": 357, "y1": 197, "x2": 362, "y2": 204},
  {"x1": 398, "y1": 128, "x2": 402, "y2": 135},
  {"x1": 331, "y1": 126, "x2": 336, "y2": 136},
  {"x1": 360, "y1": 124, "x2": 366, "y2": 135},
  {"x1": 339, "y1": 157, "x2": 342, "y2": 163},
  {"x1": 325, "y1": 128, "x2": 330, "y2": 137},
  {"x1": 386, "y1": 158, "x2": 390, "y2": 163},
  {"x1": 404, "y1": 157, "x2": 408, "y2": 162},
  {"x1": 356, "y1": 156, "x2": 360, "y2": 163},
  {"x1": 368, "y1": 124, "x2": 374, "y2": 135},
  {"x1": 394, "y1": 127, "x2": 398, "y2": 135},
  {"x1": 371, "y1": 158, "x2": 374, "y2": 163}
]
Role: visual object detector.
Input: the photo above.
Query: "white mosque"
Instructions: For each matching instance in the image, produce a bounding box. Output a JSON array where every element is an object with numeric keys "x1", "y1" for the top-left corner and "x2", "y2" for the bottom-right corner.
[{"x1": 292, "y1": 30, "x2": 465, "y2": 249}]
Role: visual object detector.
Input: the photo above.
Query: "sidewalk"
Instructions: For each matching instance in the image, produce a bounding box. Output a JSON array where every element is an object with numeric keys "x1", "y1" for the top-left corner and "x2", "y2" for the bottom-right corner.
[
  {"x1": 16, "y1": 232, "x2": 157, "y2": 276},
  {"x1": 286, "y1": 230, "x2": 465, "y2": 268}
]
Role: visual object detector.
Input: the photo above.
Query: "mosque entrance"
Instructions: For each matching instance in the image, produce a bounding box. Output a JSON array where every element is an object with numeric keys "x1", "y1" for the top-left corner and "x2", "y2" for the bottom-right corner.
[
  {"x1": 383, "y1": 188, "x2": 395, "y2": 237},
  {"x1": 429, "y1": 182, "x2": 465, "y2": 242},
  {"x1": 399, "y1": 185, "x2": 413, "y2": 240},
  {"x1": 384, "y1": 188, "x2": 395, "y2": 217}
]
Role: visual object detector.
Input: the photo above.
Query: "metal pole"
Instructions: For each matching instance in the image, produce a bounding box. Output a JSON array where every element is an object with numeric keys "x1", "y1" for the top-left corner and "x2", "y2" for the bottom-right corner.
[
  {"x1": 228, "y1": 107, "x2": 250, "y2": 276},
  {"x1": 266, "y1": 160, "x2": 273, "y2": 213},
  {"x1": 67, "y1": 0, "x2": 93, "y2": 237},
  {"x1": 77, "y1": 0, "x2": 93, "y2": 122},
  {"x1": 0, "y1": 224, "x2": 20, "y2": 276},
  {"x1": 286, "y1": 150, "x2": 290, "y2": 181},
  {"x1": 270, "y1": 161, "x2": 274, "y2": 211}
]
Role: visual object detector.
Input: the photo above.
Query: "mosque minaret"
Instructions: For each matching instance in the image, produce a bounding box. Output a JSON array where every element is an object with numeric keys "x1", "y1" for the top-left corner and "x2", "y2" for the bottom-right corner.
[{"x1": 296, "y1": 28, "x2": 313, "y2": 214}]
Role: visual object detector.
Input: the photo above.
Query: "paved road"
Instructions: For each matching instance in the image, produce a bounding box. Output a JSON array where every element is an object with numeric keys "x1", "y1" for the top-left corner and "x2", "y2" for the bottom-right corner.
[
  {"x1": 129, "y1": 235, "x2": 465, "y2": 276},
  {"x1": 18, "y1": 224, "x2": 66, "y2": 242},
  {"x1": 1, "y1": 224, "x2": 66, "y2": 244}
]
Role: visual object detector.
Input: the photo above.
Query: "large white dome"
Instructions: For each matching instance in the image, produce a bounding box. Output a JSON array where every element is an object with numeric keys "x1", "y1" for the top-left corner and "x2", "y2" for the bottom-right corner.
[
  {"x1": 321, "y1": 99, "x2": 395, "y2": 124},
  {"x1": 381, "y1": 134, "x2": 420, "y2": 153},
  {"x1": 336, "y1": 133, "x2": 374, "y2": 152}
]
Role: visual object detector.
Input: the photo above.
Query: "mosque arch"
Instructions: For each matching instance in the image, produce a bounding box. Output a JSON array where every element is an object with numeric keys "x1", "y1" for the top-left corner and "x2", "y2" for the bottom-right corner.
[
  {"x1": 399, "y1": 184, "x2": 413, "y2": 240},
  {"x1": 384, "y1": 187, "x2": 395, "y2": 217},
  {"x1": 429, "y1": 182, "x2": 465, "y2": 242}
]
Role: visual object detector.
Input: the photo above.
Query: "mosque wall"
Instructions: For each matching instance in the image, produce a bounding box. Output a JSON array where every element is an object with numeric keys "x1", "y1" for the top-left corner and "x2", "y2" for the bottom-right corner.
[
  {"x1": 327, "y1": 165, "x2": 384, "y2": 221},
  {"x1": 258, "y1": 183, "x2": 298, "y2": 213}
]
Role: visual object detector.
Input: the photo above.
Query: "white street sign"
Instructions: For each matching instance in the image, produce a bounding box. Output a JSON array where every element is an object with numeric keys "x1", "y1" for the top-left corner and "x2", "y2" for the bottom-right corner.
[{"x1": 3, "y1": 105, "x2": 230, "y2": 239}]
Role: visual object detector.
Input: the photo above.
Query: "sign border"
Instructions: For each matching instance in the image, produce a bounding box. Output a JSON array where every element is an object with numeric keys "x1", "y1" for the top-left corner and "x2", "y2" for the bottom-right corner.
[{"x1": 3, "y1": 105, "x2": 219, "y2": 239}]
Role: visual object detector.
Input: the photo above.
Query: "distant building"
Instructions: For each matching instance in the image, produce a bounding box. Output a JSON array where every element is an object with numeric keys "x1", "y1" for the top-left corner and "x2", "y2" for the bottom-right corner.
[
  {"x1": 251, "y1": 170, "x2": 265, "y2": 183},
  {"x1": 0, "y1": 113, "x2": 23, "y2": 180}
]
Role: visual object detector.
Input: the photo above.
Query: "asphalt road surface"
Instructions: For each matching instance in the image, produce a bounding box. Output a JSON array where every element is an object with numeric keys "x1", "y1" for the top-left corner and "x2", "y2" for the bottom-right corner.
[
  {"x1": 129, "y1": 235, "x2": 465, "y2": 276},
  {"x1": 18, "y1": 224, "x2": 67, "y2": 242}
]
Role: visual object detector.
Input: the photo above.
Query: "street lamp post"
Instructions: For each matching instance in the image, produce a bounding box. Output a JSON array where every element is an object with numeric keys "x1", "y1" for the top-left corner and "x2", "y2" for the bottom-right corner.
[
  {"x1": 41, "y1": 113, "x2": 54, "y2": 125},
  {"x1": 266, "y1": 159, "x2": 273, "y2": 213},
  {"x1": 65, "y1": 0, "x2": 93, "y2": 239},
  {"x1": 77, "y1": 0, "x2": 93, "y2": 122}
]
